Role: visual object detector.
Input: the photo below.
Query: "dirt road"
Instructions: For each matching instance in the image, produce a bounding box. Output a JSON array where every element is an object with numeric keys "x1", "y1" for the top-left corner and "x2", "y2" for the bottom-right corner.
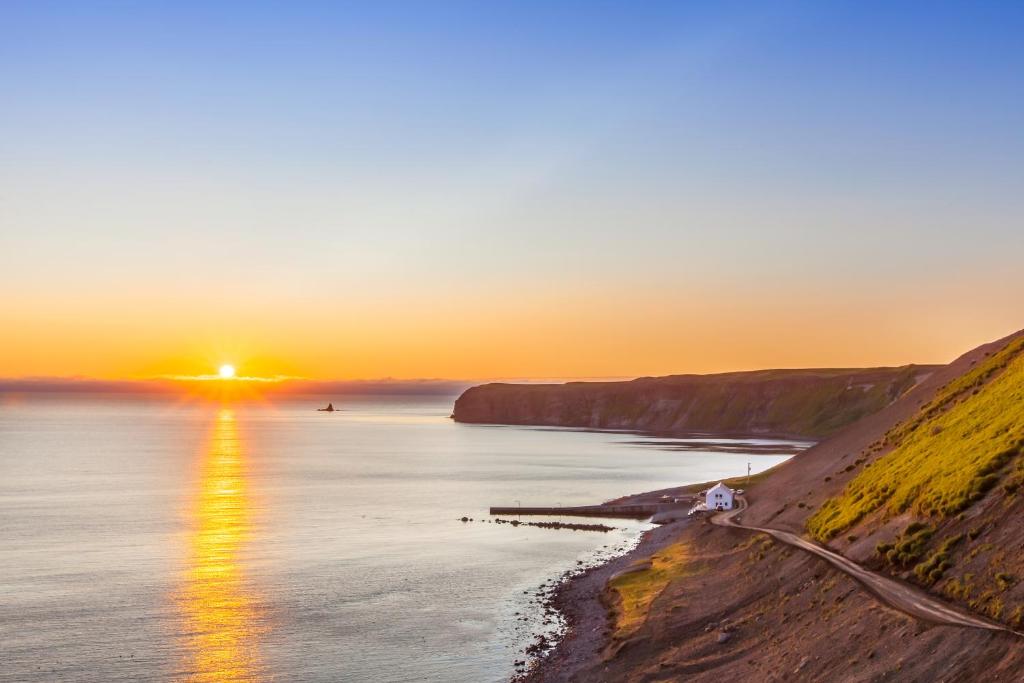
[{"x1": 712, "y1": 497, "x2": 1019, "y2": 635}]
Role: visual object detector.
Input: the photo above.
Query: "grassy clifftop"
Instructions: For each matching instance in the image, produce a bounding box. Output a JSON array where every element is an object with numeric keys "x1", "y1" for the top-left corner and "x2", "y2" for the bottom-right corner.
[{"x1": 453, "y1": 366, "x2": 935, "y2": 439}]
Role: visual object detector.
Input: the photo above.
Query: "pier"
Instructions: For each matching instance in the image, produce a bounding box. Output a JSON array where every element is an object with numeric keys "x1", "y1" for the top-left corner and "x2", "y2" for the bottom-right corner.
[{"x1": 488, "y1": 501, "x2": 692, "y2": 519}]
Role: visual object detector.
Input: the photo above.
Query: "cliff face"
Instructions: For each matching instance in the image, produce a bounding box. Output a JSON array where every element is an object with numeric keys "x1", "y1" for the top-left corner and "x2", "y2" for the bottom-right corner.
[{"x1": 453, "y1": 366, "x2": 937, "y2": 439}]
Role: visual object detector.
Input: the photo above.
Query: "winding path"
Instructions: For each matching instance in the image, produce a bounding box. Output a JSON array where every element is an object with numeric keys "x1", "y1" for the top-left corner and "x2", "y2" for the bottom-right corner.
[{"x1": 712, "y1": 497, "x2": 1019, "y2": 635}]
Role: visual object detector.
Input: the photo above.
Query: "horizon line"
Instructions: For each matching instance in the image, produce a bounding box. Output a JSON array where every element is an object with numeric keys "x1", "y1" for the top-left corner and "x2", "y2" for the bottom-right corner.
[
  {"x1": 0, "y1": 375, "x2": 627, "y2": 395},
  {"x1": 0, "y1": 361, "x2": 944, "y2": 395}
]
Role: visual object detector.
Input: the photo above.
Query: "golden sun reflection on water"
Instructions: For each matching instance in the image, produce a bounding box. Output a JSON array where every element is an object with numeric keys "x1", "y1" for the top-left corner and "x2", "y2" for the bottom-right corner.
[{"x1": 177, "y1": 408, "x2": 265, "y2": 681}]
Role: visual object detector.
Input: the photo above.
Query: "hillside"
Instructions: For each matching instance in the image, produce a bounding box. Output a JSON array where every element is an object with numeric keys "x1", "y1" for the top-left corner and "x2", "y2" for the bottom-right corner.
[
  {"x1": 453, "y1": 366, "x2": 937, "y2": 439},
  {"x1": 529, "y1": 330, "x2": 1024, "y2": 682},
  {"x1": 802, "y1": 333, "x2": 1024, "y2": 625}
]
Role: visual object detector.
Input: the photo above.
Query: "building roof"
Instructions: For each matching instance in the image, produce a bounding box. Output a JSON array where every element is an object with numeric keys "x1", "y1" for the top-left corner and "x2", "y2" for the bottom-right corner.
[{"x1": 706, "y1": 482, "x2": 732, "y2": 495}]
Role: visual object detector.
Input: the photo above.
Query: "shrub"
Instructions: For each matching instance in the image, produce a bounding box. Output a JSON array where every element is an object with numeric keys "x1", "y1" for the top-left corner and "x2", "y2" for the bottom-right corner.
[
  {"x1": 881, "y1": 524, "x2": 936, "y2": 568},
  {"x1": 968, "y1": 474, "x2": 1001, "y2": 503},
  {"x1": 913, "y1": 534, "x2": 963, "y2": 585},
  {"x1": 944, "y1": 577, "x2": 972, "y2": 601}
]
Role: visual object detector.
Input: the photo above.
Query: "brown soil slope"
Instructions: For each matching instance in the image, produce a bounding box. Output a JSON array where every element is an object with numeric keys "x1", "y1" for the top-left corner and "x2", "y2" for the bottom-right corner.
[
  {"x1": 454, "y1": 367, "x2": 937, "y2": 439},
  {"x1": 531, "y1": 329, "x2": 1024, "y2": 682},
  {"x1": 555, "y1": 518, "x2": 1024, "y2": 682}
]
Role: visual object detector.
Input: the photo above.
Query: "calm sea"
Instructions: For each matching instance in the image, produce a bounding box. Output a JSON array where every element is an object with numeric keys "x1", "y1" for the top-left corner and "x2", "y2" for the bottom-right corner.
[{"x1": 0, "y1": 394, "x2": 805, "y2": 682}]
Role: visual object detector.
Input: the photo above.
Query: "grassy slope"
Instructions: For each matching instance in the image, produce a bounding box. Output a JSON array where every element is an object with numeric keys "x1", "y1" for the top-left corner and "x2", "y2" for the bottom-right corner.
[
  {"x1": 807, "y1": 336, "x2": 1024, "y2": 542},
  {"x1": 605, "y1": 541, "x2": 694, "y2": 639}
]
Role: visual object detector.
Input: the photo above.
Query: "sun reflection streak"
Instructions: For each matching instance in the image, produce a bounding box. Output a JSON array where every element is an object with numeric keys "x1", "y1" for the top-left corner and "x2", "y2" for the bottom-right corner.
[{"x1": 177, "y1": 408, "x2": 265, "y2": 681}]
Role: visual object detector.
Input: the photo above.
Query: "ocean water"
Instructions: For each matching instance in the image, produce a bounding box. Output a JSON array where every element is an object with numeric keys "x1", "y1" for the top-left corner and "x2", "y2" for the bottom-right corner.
[{"x1": 0, "y1": 394, "x2": 806, "y2": 682}]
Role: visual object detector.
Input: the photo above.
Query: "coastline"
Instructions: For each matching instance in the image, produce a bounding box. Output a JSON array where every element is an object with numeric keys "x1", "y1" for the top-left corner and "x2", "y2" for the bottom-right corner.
[
  {"x1": 506, "y1": 455, "x2": 804, "y2": 682},
  {"x1": 454, "y1": 420, "x2": 824, "y2": 446},
  {"x1": 511, "y1": 330, "x2": 1024, "y2": 682},
  {"x1": 516, "y1": 518, "x2": 689, "y2": 682}
]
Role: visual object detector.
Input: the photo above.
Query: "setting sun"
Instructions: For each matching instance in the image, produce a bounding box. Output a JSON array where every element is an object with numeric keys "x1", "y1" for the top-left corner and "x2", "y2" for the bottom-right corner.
[{"x1": 218, "y1": 364, "x2": 236, "y2": 379}]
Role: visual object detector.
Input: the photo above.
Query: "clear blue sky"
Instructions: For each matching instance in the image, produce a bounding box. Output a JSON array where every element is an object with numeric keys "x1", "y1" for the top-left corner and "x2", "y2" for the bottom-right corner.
[{"x1": 2, "y1": 1, "x2": 1022, "y2": 379}]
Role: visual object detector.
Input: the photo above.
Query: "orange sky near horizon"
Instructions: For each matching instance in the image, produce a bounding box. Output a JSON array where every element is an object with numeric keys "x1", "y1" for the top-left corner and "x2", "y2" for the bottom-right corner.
[{"x1": 4, "y1": 277, "x2": 1021, "y2": 381}]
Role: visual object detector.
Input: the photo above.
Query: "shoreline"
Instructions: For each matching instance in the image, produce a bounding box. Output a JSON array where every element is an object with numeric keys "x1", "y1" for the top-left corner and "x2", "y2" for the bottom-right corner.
[
  {"x1": 515, "y1": 518, "x2": 690, "y2": 682},
  {"x1": 454, "y1": 419, "x2": 822, "y2": 445},
  {"x1": 505, "y1": 467, "x2": 794, "y2": 681},
  {"x1": 486, "y1": 430, "x2": 810, "y2": 680}
]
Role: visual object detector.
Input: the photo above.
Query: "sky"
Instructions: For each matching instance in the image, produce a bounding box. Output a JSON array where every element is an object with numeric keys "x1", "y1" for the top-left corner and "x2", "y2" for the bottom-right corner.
[{"x1": 2, "y1": 1, "x2": 1022, "y2": 381}]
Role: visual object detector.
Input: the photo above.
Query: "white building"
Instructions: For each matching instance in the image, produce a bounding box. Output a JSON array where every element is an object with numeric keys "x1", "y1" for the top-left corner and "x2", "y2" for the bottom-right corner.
[{"x1": 706, "y1": 482, "x2": 734, "y2": 511}]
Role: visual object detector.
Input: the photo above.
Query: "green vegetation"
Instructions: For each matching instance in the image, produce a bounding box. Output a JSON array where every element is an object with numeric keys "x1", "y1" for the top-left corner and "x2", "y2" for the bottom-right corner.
[
  {"x1": 807, "y1": 337, "x2": 1024, "y2": 541},
  {"x1": 746, "y1": 535, "x2": 775, "y2": 563},
  {"x1": 944, "y1": 575, "x2": 973, "y2": 601},
  {"x1": 996, "y1": 572, "x2": 1016, "y2": 590},
  {"x1": 875, "y1": 523, "x2": 934, "y2": 567},
  {"x1": 607, "y1": 541, "x2": 693, "y2": 638},
  {"x1": 984, "y1": 597, "x2": 1004, "y2": 619},
  {"x1": 913, "y1": 534, "x2": 963, "y2": 585}
]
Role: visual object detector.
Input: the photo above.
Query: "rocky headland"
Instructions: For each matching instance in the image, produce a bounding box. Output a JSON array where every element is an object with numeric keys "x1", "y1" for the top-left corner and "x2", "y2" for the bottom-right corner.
[{"x1": 453, "y1": 366, "x2": 937, "y2": 439}]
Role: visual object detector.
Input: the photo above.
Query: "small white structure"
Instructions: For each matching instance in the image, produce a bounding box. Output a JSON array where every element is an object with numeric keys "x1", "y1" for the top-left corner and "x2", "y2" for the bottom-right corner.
[{"x1": 706, "y1": 482, "x2": 734, "y2": 511}]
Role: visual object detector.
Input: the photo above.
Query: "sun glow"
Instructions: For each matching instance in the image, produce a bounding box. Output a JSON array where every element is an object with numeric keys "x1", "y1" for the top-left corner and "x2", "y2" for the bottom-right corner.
[
  {"x1": 219, "y1": 364, "x2": 236, "y2": 379},
  {"x1": 176, "y1": 408, "x2": 265, "y2": 678}
]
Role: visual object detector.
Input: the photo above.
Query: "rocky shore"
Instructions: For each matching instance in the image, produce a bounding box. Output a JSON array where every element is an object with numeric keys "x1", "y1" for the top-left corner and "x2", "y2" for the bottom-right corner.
[
  {"x1": 458, "y1": 516, "x2": 617, "y2": 532},
  {"x1": 515, "y1": 520, "x2": 688, "y2": 682}
]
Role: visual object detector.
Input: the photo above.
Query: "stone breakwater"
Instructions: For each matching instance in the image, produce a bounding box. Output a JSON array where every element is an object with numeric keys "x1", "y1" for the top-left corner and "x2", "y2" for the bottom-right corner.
[{"x1": 459, "y1": 516, "x2": 615, "y2": 532}]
